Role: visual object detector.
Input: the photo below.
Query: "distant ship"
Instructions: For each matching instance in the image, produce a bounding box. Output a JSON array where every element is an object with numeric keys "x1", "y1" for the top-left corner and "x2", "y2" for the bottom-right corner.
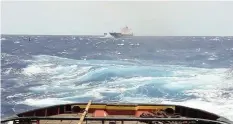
[{"x1": 105, "y1": 26, "x2": 133, "y2": 38}]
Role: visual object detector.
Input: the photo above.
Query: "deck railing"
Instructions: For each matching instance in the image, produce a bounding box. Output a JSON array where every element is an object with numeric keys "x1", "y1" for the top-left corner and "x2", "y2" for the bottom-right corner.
[{"x1": 1, "y1": 117, "x2": 230, "y2": 124}]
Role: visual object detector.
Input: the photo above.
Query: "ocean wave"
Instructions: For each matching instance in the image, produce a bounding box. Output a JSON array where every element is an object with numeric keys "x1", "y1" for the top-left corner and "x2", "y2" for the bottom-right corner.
[
  {"x1": 162, "y1": 99, "x2": 233, "y2": 120},
  {"x1": 8, "y1": 54, "x2": 232, "y2": 120},
  {"x1": 0, "y1": 37, "x2": 7, "y2": 41},
  {"x1": 19, "y1": 98, "x2": 73, "y2": 107},
  {"x1": 2, "y1": 36, "x2": 233, "y2": 120}
]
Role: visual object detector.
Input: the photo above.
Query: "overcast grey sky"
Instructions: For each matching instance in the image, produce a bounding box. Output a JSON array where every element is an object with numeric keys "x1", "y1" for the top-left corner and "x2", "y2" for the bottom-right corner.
[{"x1": 1, "y1": 1, "x2": 233, "y2": 36}]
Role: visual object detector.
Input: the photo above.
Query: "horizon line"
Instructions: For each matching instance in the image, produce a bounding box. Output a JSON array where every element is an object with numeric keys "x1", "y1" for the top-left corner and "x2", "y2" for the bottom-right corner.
[{"x1": 1, "y1": 34, "x2": 232, "y2": 37}]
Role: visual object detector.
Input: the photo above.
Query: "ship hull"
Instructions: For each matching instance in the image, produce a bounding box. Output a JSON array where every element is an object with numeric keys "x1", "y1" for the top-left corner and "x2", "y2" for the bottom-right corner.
[{"x1": 109, "y1": 32, "x2": 133, "y2": 38}]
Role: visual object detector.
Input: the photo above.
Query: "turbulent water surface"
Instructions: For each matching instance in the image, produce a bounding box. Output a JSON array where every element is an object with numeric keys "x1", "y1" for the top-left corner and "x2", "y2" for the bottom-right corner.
[{"x1": 1, "y1": 35, "x2": 233, "y2": 120}]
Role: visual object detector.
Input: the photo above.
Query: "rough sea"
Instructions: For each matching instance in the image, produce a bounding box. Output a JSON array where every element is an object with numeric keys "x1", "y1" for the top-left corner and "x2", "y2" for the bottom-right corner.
[{"x1": 1, "y1": 35, "x2": 233, "y2": 120}]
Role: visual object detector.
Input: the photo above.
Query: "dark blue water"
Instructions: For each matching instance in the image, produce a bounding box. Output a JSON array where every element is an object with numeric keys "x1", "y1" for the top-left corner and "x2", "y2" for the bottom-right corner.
[{"x1": 1, "y1": 35, "x2": 233, "y2": 120}]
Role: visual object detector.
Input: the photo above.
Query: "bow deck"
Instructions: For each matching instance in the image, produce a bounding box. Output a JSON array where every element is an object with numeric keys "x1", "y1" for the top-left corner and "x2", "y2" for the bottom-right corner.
[{"x1": 2, "y1": 102, "x2": 232, "y2": 124}]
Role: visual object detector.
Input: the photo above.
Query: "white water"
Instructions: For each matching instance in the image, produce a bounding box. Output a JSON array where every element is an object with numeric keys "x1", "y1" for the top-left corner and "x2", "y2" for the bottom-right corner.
[{"x1": 11, "y1": 55, "x2": 233, "y2": 120}]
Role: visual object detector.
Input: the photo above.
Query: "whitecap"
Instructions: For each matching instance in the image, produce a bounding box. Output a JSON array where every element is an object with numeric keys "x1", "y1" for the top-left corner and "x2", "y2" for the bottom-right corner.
[
  {"x1": 117, "y1": 43, "x2": 124, "y2": 46},
  {"x1": 19, "y1": 98, "x2": 73, "y2": 107}
]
